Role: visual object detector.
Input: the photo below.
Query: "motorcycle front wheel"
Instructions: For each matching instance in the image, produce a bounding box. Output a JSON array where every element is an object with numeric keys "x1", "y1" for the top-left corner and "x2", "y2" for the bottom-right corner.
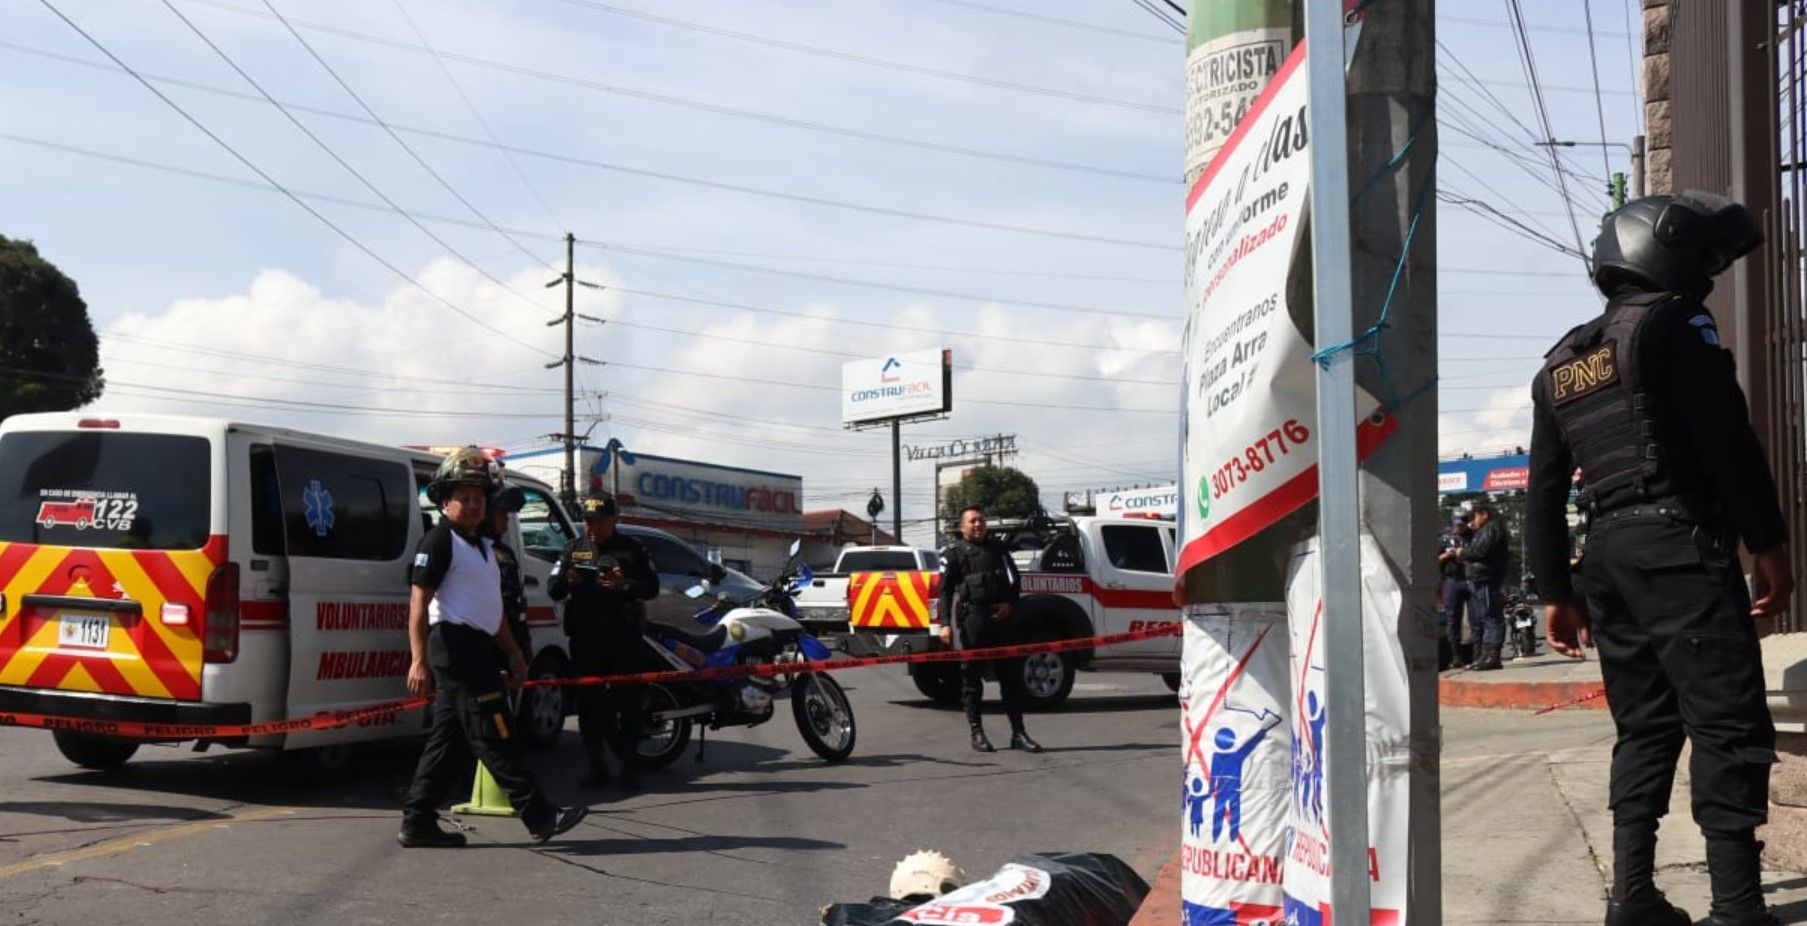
[
  {"x1": 791, "y1": 673, "x2": 856, "y2": 762},
  {"x1": 629, "y1": 682, "x2": 694, "y2": 769}
]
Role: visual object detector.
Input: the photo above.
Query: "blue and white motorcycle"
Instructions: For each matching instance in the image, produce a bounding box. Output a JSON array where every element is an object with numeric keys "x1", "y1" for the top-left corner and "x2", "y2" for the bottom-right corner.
[{"x1": 631, "y1": 540, "x2": 857, "y2": 767}]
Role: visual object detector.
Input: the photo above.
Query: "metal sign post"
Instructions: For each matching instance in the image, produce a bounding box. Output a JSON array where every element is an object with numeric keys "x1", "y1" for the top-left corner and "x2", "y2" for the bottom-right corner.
[{"x1": 1303, "y1": 0, "x2": 1371, "y2": 920}]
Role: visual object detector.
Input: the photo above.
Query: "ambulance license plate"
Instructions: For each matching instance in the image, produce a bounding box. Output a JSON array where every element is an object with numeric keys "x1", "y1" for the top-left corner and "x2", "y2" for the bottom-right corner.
[{"x1": 58, "y1": 614, "x2": 110, "y2": 650}]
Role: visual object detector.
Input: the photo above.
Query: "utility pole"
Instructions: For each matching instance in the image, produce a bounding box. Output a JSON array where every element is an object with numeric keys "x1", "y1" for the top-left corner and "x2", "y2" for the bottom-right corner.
[
  {"x1": 543, "y1": 232, "x2": 604, "y2": 515},
  {"x1": 891, "y1": 420, "x2": 902, "y2": 542},
  {"x1": 562, "y1": 232, "x2": 575, "y2": 511},
  {"x1": 1345, "y1": 1, "x2": 1439, "y2": 920}
]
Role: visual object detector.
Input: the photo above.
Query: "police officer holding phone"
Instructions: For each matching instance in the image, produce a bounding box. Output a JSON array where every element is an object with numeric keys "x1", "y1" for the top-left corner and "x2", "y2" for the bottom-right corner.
[
  {"x1": 550, "y1": 494, "x2": 659, "y2": 789},
  {"x1": 1527, "y1": 193, "x2": 1793, "y2": 926},
  {"x1": 398, "y1": 447, "x2": 586, "y2": 848}
]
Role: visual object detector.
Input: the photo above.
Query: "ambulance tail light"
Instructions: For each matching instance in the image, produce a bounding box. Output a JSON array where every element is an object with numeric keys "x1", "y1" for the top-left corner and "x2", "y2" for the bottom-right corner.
[
  {"x1": 77, "y1": 418, "x2": 121, "y2": 429},
  {"x1": 203, "y1": 562, "x2": 240, "y2": 663}
]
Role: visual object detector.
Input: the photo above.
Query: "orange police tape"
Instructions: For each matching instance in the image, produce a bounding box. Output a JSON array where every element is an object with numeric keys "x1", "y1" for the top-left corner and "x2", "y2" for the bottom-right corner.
[{"x1": 0, "y1": 624, "x2": 1182, "y2": 741}]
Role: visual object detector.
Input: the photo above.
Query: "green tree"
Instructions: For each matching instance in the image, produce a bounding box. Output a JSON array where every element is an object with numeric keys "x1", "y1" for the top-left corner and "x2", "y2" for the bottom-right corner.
[
  {"x1": 943, "y1": 466, "x2": 1042, "y2": 524},
  {"x1": 0, "y1": 237, "x2": 104, "y2": 420}
]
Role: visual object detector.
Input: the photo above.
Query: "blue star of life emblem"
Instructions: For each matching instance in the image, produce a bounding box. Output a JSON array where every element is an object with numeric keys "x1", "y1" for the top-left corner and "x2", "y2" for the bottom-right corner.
[{"x1": 303, "y1": 479, "x2": 335, "y2": 537}]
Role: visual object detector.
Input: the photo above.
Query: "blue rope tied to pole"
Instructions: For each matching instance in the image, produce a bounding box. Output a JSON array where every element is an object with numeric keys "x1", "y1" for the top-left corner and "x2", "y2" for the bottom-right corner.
[{"x1": 1309, "y1": 164, "x2": 1439, "y2": 415}]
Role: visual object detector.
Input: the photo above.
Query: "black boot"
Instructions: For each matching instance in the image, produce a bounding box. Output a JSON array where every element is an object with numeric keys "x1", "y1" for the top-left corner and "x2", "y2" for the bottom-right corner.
[
  {"x1": 397, "y1": 819, "x2": 467, "y2": 848},
  {"x1": 1009, "y1": 730, "x2": 1043, "y2": 753},
  {"x1": 1471, "y1": 645, "x2": 1503, "y2": 671},
  {"x1": 616, "y1": 760, "x2": 642, "y2": 792},
  {"x1": 970, "y1": 725, "x2": 995, "y2": 753},
  {"x1": 1606, "y1": 819, "x2": 1687, "y2": 925},
  {"x1": 1704, "y1": 834, "x2": 1778, "y2": 925}
]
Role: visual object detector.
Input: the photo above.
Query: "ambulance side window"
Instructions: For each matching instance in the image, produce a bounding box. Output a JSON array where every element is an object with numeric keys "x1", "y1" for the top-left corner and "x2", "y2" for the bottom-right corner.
[
  {"x1": 273, "y1": 447, "x2": 412, "y2": 561},
  {"x1": 517, "y1": 487, "x2": 575, "y2": 563},
  {"x1": 250, "y1": 444, "x2": 284, "y2": 556},
  {"x1": 1100, "y1": 524, "x2": 1168, "y2": 574}
]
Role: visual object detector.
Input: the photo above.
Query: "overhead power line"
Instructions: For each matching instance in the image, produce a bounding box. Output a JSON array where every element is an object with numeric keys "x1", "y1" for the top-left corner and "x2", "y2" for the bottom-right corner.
[
  {"x1": 31, "y1": 0, "x2": 554, "y2": 359},
  {"x1": 911, "y1": 0, "x2": 1180, "y2": 43},
  {"x1": 161, "y1": 0, "x2": 562, "y2": 312},
  {"x1": 537, "y1": 0, "x2": 1180, "y2": 114},
  {"x1": 1125, "y1": 0, "x2": 1186, "y2": 35},
  {"x1": 259, "y1": 0, "x2": 555, "y2": 272},
  {"x1": 1580, "y1": 0, "x2": 1616, "y2": 183},
  {"x1": 1503, "y1": 0, "x2": 1591, "y2": 265},
  {"x1": 141, "y1": 4, "x2": 1178, "y2": 185},
  {"x1": 17, "y1": 27, "x2": 1171, "y2": 253},
  {"x1": 387, "y1": 0, "x2": 566, "y2": 229}
]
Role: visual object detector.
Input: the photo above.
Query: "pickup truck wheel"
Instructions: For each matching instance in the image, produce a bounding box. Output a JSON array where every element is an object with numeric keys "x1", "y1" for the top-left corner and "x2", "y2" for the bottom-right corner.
[
  {"x1": 1018, "y1": 645, "x2": 1076, "y2": 712},
  {"x1": 52, "y1": 730, "x2": 138, "y2": 770},
  {"x1": 910, "y1": 664, "x2": 963, "y2": 707}
]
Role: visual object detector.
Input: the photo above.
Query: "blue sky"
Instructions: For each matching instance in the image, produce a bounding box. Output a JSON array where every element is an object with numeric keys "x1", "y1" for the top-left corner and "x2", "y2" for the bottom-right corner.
[{"x1": 0, "y1": 0, "x2": 1641, "y2": 543}]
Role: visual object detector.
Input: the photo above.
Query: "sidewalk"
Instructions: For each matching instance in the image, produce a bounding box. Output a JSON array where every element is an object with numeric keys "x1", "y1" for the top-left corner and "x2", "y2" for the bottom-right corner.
[
  {"x1": 1130, "y1": 706, "x2": 1807, "y2": 925},
  {"x1": 1438, "y1": 648, "x2": 1606, "y2": 712}
]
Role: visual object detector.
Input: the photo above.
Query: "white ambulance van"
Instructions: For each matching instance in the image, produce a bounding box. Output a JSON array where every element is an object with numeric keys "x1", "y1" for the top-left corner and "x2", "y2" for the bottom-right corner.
[{"x1": 0, "y1": 413, "x2": 579, "y2": 770}]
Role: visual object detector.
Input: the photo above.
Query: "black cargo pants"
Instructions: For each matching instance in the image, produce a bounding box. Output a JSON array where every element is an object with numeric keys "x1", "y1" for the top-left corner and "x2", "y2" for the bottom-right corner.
[
  {"x1": 569, "y1": 631, "x2": 644, "y2": 766},
  {"x1": 1579, "y1": 515, "x2": 1777, "y2": 835},
  {"x1": 959, "y1": 605, "x2": 1029, "y2": 731},
  {"x1": 402, "y1": 623, "x2": 554, "y2": 832}
]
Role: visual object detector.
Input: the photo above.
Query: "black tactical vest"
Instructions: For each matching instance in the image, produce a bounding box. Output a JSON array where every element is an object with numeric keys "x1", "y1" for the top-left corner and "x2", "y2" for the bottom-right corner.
[{"x1": 1539, "y1": 292, "x2": 1677, "y2": 513}]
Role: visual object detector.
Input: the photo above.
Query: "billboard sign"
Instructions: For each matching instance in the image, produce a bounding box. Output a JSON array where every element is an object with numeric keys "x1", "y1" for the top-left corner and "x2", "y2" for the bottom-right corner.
[
  {"x1": 1097, "y1": 484, "x2": 1180, "y2": 520},
  {"x1": 507, "y1": 447, "x2": 804, "y2": 532},
  {"x1": 841, "y1": 349, "x2": 953, "y2": 426},
  {"x1": 1436, "y1": 453, "x2": 1529, "y2": 496}
]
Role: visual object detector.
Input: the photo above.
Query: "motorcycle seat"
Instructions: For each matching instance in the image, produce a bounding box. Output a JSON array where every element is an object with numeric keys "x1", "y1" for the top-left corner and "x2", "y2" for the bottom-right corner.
[{"x1": 660, "y1": 622, "x2": 729, "y2": 654}]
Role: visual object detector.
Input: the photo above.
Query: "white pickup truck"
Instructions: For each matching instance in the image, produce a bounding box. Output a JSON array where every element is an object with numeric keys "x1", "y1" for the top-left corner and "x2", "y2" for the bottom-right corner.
[
  {"x1": 834, "y1": 516, "x2": 1182, "y2": 711},
  {"x1": 793, "y1": 545, "x2": 941, "y2": 634}
]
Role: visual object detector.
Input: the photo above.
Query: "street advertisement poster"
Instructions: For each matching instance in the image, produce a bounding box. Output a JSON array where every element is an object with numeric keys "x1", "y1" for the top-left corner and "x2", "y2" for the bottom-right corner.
[
  {"x1": 1184, "y1": 25, "x2": 1292, "y2": 181},
  {"x1": 1282, "y1": 534, "x2": 1411, "y2": 925},
  {"x1": 1179, "y1": 604, "x2": 1291, "y2": 924},
  {"x1": 1175, "y1": 39, "x2": 1395, "y2": 582}
]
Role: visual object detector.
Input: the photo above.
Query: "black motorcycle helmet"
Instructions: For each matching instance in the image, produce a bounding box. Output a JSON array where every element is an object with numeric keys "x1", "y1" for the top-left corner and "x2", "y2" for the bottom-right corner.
[
  {"x1": 1590, "y1": 191, "x2": 1761, "y2": 296},
  {"x1": 426, "y1": 445, "x2": 500, "y2": 505}
]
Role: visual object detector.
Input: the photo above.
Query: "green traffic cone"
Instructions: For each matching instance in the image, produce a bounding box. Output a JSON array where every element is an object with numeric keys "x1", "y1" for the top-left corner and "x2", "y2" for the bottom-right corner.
[{"x1": 451, "y1": 762, "x2": 517, "y2": 817}]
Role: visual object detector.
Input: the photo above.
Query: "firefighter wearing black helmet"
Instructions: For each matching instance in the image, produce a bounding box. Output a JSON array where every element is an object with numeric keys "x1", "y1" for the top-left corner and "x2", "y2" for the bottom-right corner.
[
  {"x1": 482, "y1": 481, "x2": 532, "y2": 656},
  {"x1": 549, "y1": 493, "x2": 660, "y2": 789},
  {"x1": 398, "y1": 447, "x2": 586, "y2": 848},
  {"x1": 1526, "y1": 193, "x2": 1794, "y2": 926}
]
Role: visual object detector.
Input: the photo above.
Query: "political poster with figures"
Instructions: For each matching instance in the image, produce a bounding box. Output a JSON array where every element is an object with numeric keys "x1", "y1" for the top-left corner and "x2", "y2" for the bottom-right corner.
[
  {"x1": 1175, "y1": 39, "x2": 1395, "y2": 581},
  {"x1": 1282, "y1": 533, "x2": 1412, "y2": 925},
  {"x1": 1178, "y1": 604, "x2": 1291, "y2": 924}
]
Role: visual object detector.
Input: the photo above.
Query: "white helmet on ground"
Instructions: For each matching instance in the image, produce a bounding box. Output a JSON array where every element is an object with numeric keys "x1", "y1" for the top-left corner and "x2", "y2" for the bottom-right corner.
[{"x1": 888, "y1": 849, "x2": 966, "y2": 901}]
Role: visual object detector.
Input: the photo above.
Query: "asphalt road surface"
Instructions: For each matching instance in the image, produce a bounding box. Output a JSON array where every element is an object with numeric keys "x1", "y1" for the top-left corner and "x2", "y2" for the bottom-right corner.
[{"x1": 0, "y1": 666, "x2": 1179, "y2": 925}]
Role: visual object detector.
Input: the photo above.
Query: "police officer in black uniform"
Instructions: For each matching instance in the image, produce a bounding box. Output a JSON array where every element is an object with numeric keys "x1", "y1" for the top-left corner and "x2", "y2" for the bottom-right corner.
[
  {"x1": 398, "y1": 447, "x2": 586, "y2": 848},
  {"x1": 549, "y1": 494, "x2": 659, "y2": 789},
  {"x1": 1526, "y1": 193, "x2": 1794, "y2": 926},
  {"x1": 938, "y1": 505, "x2": 1041, "y2": 754},
  {"x1": 483, "y1": 482, "x2": 532, "y2": 658},
  {"x1": 1437, "y1": 513, "x2": 1472, "y2": 670}
]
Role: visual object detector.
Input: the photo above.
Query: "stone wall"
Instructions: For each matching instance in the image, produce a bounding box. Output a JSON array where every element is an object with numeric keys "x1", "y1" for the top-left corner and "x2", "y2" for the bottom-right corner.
[{"x1": 1642, "y1": 0, "x2": 1672, "y2": 193}]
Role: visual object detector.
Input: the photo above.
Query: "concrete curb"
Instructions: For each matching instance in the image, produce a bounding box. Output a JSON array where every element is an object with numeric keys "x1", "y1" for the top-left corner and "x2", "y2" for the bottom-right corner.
[
  {"x1": 1437, "y1": 674, "x2": 1607, "y2": 711},
  {"x1": 1128, "y1": 851, "x2": 1181, "y2": 926}
]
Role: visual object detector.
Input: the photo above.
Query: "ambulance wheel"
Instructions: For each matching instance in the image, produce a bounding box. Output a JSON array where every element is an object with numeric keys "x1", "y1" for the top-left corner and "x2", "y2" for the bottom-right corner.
[
  {"x1": 519, "y1": 652, "x2": 568, "y2": 750},
  {"x1": 1019, "y1": 645, "x2": 1076, "y2": 712},
  {"x1": 1162, "y1": 672, "x2": 1182, "y2": 692},
  {"x1": 909, "y1": 664, "x2": 962, "y2": 707},
  {"x1": 300, "y1": 742, "x2": 359, "y2": 778},
  {"x1": 628, "y1": 683, "x2": 691, "y2": 769},
  {"x1": 53, "y1": 731, "x2": 138, "y2": 770}
]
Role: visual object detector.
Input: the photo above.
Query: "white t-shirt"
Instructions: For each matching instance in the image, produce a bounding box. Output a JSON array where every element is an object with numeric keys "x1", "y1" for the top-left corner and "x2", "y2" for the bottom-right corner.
[{"x1": 412, "y1": 521, "x2": 503, "y2": 636}]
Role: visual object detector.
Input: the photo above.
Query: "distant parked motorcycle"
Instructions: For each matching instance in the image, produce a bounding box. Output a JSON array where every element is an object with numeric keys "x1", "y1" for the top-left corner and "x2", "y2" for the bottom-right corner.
[
  {"x1": 629, "y1": 540, "x2": 857, "y2": 767},
  {"x1": 1503, "y1": 587, "x2": 1539, "y2": 660}
]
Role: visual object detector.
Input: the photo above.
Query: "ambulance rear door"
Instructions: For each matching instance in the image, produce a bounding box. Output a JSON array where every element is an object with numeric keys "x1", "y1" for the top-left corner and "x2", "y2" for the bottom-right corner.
[{"x1": 270, "y1": 439, "x2": 421, "y2": 748}]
